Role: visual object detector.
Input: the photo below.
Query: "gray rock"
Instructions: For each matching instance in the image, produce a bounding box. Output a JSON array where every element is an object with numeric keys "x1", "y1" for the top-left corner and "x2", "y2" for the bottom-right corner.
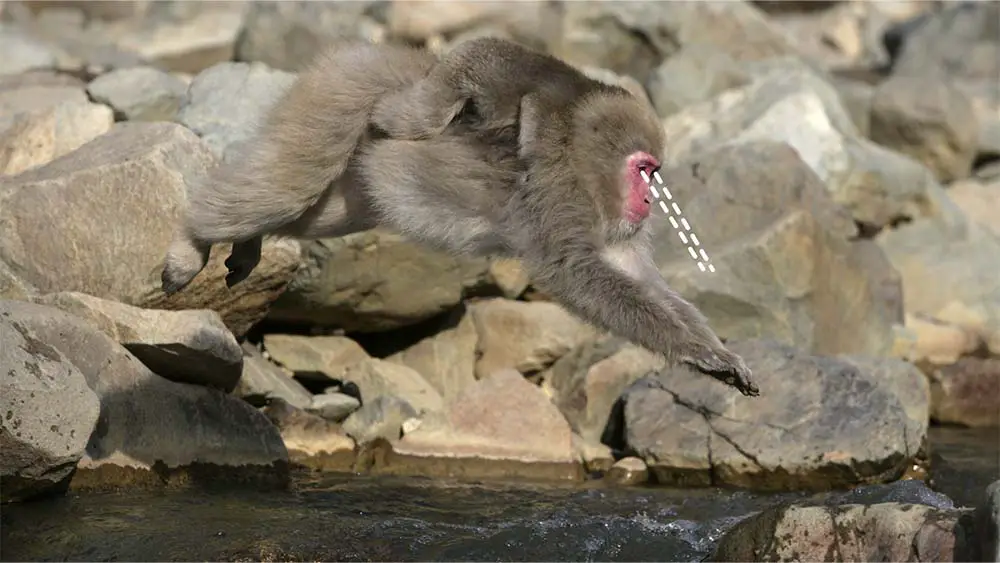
[
  {"x1": 645, "y1": 45, "x2": 750, "y2": 118},
  {"x1": 86, "y1": 66, "x2": 187, "y2": 122},
  {"x1": 34, "y1": 291, "x2": 243, "y2": 391},
  {"x1": 306, "y1": 392, "x2": 360, "y2": 423},
  {"x1": 621, "y1": 339, "x2": 928, "y2": 489},
  {"x1": 0, "y1": 122, "x2": 301, "y2": 339},
  {"x1": 976, "y1": 480, "x2": 1000, "y2": 562},
  {"x1": 927, "y1": 358, "x2": 1000, "y2": 428},
  {"x1": 890, "y1": 2, "x2": 998, "y2": 85},
  {"x1": 234, "y1": 342, "x2": 313, "y2": 409},
  {"x1": 341, "y1": 358, "x2": 443, "y2": 416},
  {"x1": 386, "y1": 309, "x2": 479, "y2": 403},
  {"x1": 175, "y1": 61, "x2": 295, "y2": 161},
  {"x1": 342, "y1": 394, "x2": 417, "y2": 446},
  {"x1": 0, "y1": 300, "x2": 288, "y2": 490},
  {"x1": 0, "y1": 24, "x2": 59, "y2": 75},
  {"x1": 0, "y1": 309, "x2": 100, "y2": 502},
  {"x1": 262, "y1": 334, "x2": 370, "y2": 386}
]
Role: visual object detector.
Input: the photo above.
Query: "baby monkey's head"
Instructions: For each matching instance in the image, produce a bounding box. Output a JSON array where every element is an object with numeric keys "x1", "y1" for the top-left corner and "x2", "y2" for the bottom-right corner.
[{"x1": 570, "y1": 90, "x2": 666, "y2": 242}]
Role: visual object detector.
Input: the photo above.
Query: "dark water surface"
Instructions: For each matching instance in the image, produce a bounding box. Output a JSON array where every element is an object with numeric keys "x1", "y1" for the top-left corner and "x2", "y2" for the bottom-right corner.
[{"x1": 2, "y1": 426, "x2": 996, "y2": 562}]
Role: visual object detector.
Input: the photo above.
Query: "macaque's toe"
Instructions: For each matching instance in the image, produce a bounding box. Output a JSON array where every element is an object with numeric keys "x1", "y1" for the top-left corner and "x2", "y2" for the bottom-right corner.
[
  {"x1": 683, "y1": 347, "x2": 759, "y2": 397},
  {"x1": 161, "y1": 262, "x2": 197, "y2": 295},
  {"x1": 224, "y1": 239, "x2": 262, "y2": 289}
]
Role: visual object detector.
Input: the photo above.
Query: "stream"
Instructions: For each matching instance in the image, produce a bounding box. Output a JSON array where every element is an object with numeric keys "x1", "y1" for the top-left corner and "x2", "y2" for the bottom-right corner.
[{"x1": 2, "y1": 426, "x2": 997, "y2": 562}]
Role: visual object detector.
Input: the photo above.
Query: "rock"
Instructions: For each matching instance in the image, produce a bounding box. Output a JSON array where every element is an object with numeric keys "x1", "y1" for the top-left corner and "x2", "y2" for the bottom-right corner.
[
  {"x1": 0, "y1": 70, "x2": 85, "y2": 91},
  {"x1": 234, "y1": 342, "x2": 313, "y2": 409},
  {"x1": 830, "y1": 76, "x2": 873, "y2": 137},
  {"x1": 713, "y1": 502, "x2": 979, "y2": 562},
  {"x1": 645, "y1": 45, "x2": 749, "y2": 118},
  {"x1": 652, "y1": 142, "x2": 901, "y2": 358},
  {"x1": 342, "y1": 395, "x2": 417, "y2": 445},
  {"x1": 621, "y1": 339, "x2": 928, "y2": 490},
  {"x1": 870, "y1": 74, "x2": 978, "y2": 183},
  {"x1": 391, "y1": 369, "x2": 580, "y2": 480},
  {"x1": 86, "y1": 66, "x2": 187, "y2": 122},
  {"x1": 386, "y1": 309, "x2": 478, "y2": 402},
  {"x1": 269, "y1": 230, "x2": 490, "y2": 333},
  {"x1": 261, "y1": 398, "x2": 355, "y2": 472},
  {"x1": 486, "y1": 258, "x2": 531, "y2": 299},
  {"x1": 175, "y1": 61, "x2": 296, "y2": 161},
  {"x1": 897, "y1": 314, "x2": 982, "y2": 367},
  {"x1": 1, "y1": 309, "x2": 100, "y2": 502},
  {"x1": 928, "y1": 358, "x2": 1000, "y2": 428},
  {"x1": 262, "y1": 334, "x2": 370, "y2": 387},
  {"x1": 766, "y1": 3, "x2": 868, "y2": 70},
  {"x1": 0, "y1": 122, "x2": 301, "y2": 338},
  {"x1": 469, "y1": 298, "x2": 597, "y2": 380},
  {"x1": 342, "y1": 358, "x2": 443, "y2": 415},
  {"x1": 0, "y1": 24, "x2": 59, "y2": 75},
  {"x1": 306, "y1": 392, "x2": 360, "y2": 423},
  {"x1": 555, "y1": 0, "x2": 799, "y2": 87},
  {"x1": 604, "y1": 457, "x2": 648, "y2": 486},
  {"x1": 876, "y1": 217, "x2": 1000, "y2": 358},
  {"x1": 0, "y1": 84, "x2": 113, "y2": 175},
  {"x1": 976, "y1": 480, "x2": 1000, "y2": 562},
  {"x1": 1, "y1": 300, "x2": 289, "y2": 491},
  {"x1": 889, "y1": 2, "x2": 999, "y2": 85},
  {"x1": 572, "y1": 434, "x2": 614, "y2": 473},
  {"x1": 34, "y1": 291, "x2": 242, "y2": 391},
  {"x1": 235, "y1": 1, "x2": 384, "y2": 71},
  {"x1": 661, "y1": 68, "x2": 953, "y2": 230},
  {"x1": 543, "y1": 336, "x2": 662, "y2": 444},
  {"x1": 948, "y1": 178, "x2": 1000, "y2": 237}
]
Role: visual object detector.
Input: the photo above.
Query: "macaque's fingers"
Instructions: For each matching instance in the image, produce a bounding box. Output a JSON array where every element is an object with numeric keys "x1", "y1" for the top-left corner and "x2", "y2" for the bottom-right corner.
[
  {"x1": 224, "y1": 237, "x2": 263, "y2": 288},
  {"x1": 161, "y1": 232, "x2": 211, "y2": 295},
  {"x1": 370, "y1": 80, "x2": 466, "y2": 140},
  {"x1": 681, "y1": 346, "x2": 758, "y2": 397}
]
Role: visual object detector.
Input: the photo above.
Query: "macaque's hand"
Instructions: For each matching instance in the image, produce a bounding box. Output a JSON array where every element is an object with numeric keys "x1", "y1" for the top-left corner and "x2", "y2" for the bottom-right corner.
[{"x1": 682, "y1": 345, "x2": 759, "y2": 397}]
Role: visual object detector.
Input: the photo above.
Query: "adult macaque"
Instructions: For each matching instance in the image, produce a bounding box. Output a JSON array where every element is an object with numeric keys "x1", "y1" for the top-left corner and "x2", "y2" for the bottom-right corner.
[{"x1": 161, "y1": 38, "x2": 758, "y2": 396}]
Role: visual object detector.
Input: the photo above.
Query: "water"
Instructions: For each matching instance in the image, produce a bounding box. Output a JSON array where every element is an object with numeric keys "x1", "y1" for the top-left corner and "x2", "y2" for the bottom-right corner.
[{"x1": 2, "y1": 426, "x2": 996, "y2": 562}]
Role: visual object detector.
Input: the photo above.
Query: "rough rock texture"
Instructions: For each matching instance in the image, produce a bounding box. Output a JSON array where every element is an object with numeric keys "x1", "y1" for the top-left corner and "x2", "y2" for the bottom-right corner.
[
  {"x1": 386, "y1": 309, "x2": 479, "y2": 402},
  {"x1": 653, "y1": 142, "x2": 900, "y2": 358},
  {"x1": 268, "y1": 230, "x2": 490, "y2": 333},
  {"x1": 341, "y1": 359, "x2": 443, "y2": 416},
  {"x1": 620, "y1": 339, "x2": 928, "y2": 490},
  {"x1": 0, "y1": 84, "x2": 113, "y2": 175},
  {"x1": 342, "y1": 394, "x2": 417, "y2": 446},
  {"x1": 262, "y1": 334, "x2": 370, "y2": 387},
  {"x1": 1, "y1": 309, "x2": 100, "y2": 502},
  {"x1": 234, "y1": 342, "x2": 312, "y2": 409},
  {"x1": 928, "y1": 358, "x2": 1000, "y2": 428},
  {"x1": 0, "y1": 122, "x2": 301, "y2": 338},
  {"x1": 1, "y1": 300, "x2": 288, "y2": 491},
  {"x1": 713, "y1": 502, "x2": 979, "y2": 562},
  {"x1": 174, "y1": 61, "x2": 295, "y2": 161},
  {"x1": 86, "y1": 66, "x2": 187, "y2": 122},
  {"x1": 35, "y1": 291, "x2": 243, "y2": 391}
]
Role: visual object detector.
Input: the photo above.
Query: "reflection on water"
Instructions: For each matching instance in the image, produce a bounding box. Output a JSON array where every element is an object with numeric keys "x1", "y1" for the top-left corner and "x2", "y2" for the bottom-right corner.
[
  {"x1": 2, "y1": 426, "x2": 996, "y2": 562},
  {"x1": 928, "y1": 425, "x2": 1000, "y2": 508}
]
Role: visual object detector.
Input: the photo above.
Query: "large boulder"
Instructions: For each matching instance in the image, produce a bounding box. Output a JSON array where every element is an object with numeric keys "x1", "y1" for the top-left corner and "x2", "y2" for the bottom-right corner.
[
  {"x1": 619, "y1": 339, "x2": 928, "y2": 490},
  {"x1": 86, "y1": 65, "x2": 187, "y2": 122},
  {"x1": 386, "y1": 308, "x2": 479, "y2": 402},
  {"x1": 1, "y1": 308, "x2": 100, "y2": 502},
  {"x1": 0, "y1": 122, "x2": 301, "y2": 338}
]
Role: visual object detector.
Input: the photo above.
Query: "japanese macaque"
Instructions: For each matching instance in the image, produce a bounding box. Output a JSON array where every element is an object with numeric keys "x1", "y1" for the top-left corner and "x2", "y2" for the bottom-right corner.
[{"x1": 161, "y1": 37, "x2": 758, "y2": 396}]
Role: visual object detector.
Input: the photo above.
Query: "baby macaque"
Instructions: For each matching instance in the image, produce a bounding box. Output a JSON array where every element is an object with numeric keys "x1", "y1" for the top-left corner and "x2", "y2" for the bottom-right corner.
[{"x1": 161, "y1": 38, "x2": 758, "y2": 397}]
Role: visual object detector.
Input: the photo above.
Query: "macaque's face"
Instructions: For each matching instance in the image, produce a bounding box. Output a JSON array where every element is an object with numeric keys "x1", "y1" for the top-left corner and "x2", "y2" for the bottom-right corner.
[{"x1": 623, "y1": 151, "x2": 660, "y2": 224}]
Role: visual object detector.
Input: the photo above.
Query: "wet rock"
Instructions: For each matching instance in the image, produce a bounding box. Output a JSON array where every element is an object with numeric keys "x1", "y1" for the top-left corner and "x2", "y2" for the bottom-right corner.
[
  {"x1": 0, "y1": 122, "x2": 300, "y2": 338},
  {"x1": 268, "y1": 230, "x2": 490, "y2": 333},
  {"x1": 1, "y1": 309, "x2": 100, "y2": 502},
  {"x1": 235, "y1": 1, "x2": 384, "y2": 71},
  {"x1": 661, "y1": 68, "x2": 951, "y2": 230},
  {"x1": 261, "y1": 398, "x2": 355, "y2": 472},
  {"x1": 870, "y1": 74, "x2": 978, "y2": 183},
  {"x1": 343, "y1": 394, "x2": 417, "y2": 445},
  {"x1": 234, "y1": 342, "x2": 312, "y2": 409},
  {"x1": 713, "y1": 502, "x2": 979, "y2": 562},
  {"x1": 604, "y1": 457, "x2": 648, "y2": 487},
  {"x1": 469, "y1": 298, "x2": 597, "y2": 380},
  {"x1": 342, "y1": 359, "x2": 443, "y2": 416},
  {"x1": 976, "y1": 480, "x2": 1000, "y2": 562},
  {"x1": 386, "y1": 309, "x2": 478, "y2": 402},
  {"x1": 621, "y1": 339, "x2": 928, "y2": 490},
  {"x1": 1, "y1": 300, "x2": 288, "y2": 491},
  {"x1": 572, "y1": 434, "x2": 614, "y2": 473},
  {"x1": 34, "y1": 291, "x2": 242, "y2": 391},
  {"x1": 175, "y1": 61, "x2": 295, "y2": 161},
  {"x1": 306, "y1": 392, "x2": 360, "y2": 423},
  {"x1": 86, "y1": 65, "x2": 187, "y2": 122},
  {"x1": 262, "y1": 334, "x2": 370, "y2": 388},
  {"x1": 645, "y1": 45, "x2": 749, "y2": 118},
  {"x1": 0, "y1": 84, "x2": 113, "y2": 175},
  {"x1": 653, "y1": 142, "x2": 901, "y2": 358},
  {"x1": 555, "y1": 1, "x2": 798, "y2": 87},
  {"x1": 928, "y1": 358, "x2": 1000, "y2": 428},
  {"x1": 543, "y1": 336, "x2": 662, "y2": 444},
  {"x1": 392, "y1": 369, "x2": 580, "y2": 479}
]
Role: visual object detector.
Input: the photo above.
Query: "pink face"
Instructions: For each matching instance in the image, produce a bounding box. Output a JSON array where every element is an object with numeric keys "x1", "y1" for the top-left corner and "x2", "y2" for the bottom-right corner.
[{"x1": 623, "y1": 151, "x2": 660, "y2": 223}]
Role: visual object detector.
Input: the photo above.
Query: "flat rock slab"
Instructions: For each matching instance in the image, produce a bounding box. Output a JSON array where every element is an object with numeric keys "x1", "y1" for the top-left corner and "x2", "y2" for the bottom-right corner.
[{"x1": 621, "y1": 339, "x2": 928, "y2": 490}]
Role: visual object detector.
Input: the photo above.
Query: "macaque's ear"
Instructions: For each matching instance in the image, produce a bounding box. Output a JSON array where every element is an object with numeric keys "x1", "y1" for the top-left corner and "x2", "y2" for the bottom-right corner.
[
  {"x1": 371, "y1": 79, "x2": 466, "y2": 140},
  {"x1": 517, "y1": 93, "x2": 541, "y2": 159}
]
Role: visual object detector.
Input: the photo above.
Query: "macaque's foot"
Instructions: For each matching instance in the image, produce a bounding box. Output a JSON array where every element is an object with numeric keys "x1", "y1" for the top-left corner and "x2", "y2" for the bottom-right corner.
[
  {"x1": 224, "y1": 237, "x2": 263, "y2": 288},
  {"x1": 682, "y1": 346, "x2": 759, "y2": 397},
  {"x1": 161, "y1": 237, "x2": 211, "y2": 295}
]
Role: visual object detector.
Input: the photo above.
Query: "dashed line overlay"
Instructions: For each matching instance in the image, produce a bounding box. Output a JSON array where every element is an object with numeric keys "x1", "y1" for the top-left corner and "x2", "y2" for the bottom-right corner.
[{"x1": 641, "y1": 170, "x2": 716, "y2": 273}]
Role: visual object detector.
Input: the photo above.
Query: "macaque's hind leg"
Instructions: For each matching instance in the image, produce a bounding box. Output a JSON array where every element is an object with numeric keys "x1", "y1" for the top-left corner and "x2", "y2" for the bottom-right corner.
[
  {"x1": 224, "y1": 237, "x2": 263, "y2": 288},
  {"x1": 161, "y1": 230, "x2": 212, "y2": 295}
]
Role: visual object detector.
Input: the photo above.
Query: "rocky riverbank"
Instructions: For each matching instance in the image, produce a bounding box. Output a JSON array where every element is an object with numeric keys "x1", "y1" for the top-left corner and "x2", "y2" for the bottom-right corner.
[{"x1": 1, "y1": 0, "x2": 998, "y2": 560}]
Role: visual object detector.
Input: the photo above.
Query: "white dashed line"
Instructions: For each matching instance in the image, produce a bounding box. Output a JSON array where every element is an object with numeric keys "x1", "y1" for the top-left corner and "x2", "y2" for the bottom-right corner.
[{"x1": 640, "y1": 170, "x2": 716, "y2": 273}]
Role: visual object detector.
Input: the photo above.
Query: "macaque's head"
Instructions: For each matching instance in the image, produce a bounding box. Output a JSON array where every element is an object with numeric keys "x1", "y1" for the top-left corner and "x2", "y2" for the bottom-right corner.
[{"x1": 570, "y1": 90, "x2": 666, "y2": 242}]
